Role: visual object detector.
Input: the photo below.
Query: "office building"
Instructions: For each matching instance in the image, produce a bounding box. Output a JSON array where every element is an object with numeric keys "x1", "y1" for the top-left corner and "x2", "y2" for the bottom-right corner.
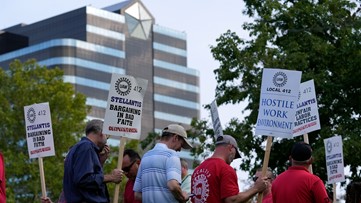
[{"x1": 0, "y1": 0, "x2": 200, "y2": 140}]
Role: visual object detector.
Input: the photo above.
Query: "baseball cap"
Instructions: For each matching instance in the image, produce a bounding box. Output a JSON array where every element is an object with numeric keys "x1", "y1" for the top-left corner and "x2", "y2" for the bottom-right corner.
[
  {"x1": 291, "y1": 142, "x2": 312, "y2": 161},
  {"x1": 162, "y1": 124, "x2": 193, "y2": 149},
  {"x1": 216, "y1": 135, "x2": 241, "y2": 159}
]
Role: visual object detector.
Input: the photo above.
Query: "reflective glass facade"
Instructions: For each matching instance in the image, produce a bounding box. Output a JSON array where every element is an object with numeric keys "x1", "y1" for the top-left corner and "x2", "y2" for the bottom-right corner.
[{"x1": 0, "y1": 1, "x2": 200, "y2": 139}]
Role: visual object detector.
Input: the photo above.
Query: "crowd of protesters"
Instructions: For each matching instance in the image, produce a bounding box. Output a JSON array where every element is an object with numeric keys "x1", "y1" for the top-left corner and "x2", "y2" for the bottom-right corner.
[{"x1": 3, "y1": 120, "x2": 355, "y2": 202}]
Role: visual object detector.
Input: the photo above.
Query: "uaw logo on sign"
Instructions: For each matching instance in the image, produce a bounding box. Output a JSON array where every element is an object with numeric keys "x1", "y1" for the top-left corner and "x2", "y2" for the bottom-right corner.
[
  {"x1": 103, "y1": 74, "x2": 148, "y2": 140},
  {"x1": 27, "y1": 107, "x2": 36, "y2": 123},
  {"x1": 24, "y1": 102, "x2": 55, "y2": 159},
  {"x1": 115, "y1": 77, "x2": 132, "y2": 96},
  {"x1": 273, "y1": 72, "x2": 288, "y2": 87},
  {"x1": 326, "y1": 140, "x2": 332, "y2": 153},
  {"x1": 266, "y1": 71, "x2": 292, "y2": 94},
  {"x1": 255, "y1": 68, "x2": 302, "y2": 138}
]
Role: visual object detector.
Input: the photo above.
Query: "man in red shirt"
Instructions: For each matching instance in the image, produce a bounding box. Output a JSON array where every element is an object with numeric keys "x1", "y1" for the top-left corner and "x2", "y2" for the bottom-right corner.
[
  {"x1": 122, "y1": 149, "x2": 141, "y2": 203},
  {"x1": 0, "y1": 152, "x2": 5, "y2": 203},
  {"x1": 191, "y1": 135, "x2": 267, "y2": 203},
  {"x1": 272, "y1": 142, "x2": 330, "y2": 203},
  {"x1": 254, "y1": 167, "x2": 275, "y2": 203}
]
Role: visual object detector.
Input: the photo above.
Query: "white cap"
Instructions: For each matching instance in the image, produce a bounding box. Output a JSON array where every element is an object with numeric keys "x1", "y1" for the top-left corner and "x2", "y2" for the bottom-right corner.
[{"x1": 162, "y1": 124, "x2": 193, "y2": 149}]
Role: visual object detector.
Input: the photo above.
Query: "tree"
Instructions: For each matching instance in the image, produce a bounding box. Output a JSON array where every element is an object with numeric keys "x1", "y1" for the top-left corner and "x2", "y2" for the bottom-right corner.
[
  {"x1": 0, "y1": 59, "x2": 88, "y2": 202},
  {"x1": 192, "y1": 0, "x2": 361, "y2": 186}
]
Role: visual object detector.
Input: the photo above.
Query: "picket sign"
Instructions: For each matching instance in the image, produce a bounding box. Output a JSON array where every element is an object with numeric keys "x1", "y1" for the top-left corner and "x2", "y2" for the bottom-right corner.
[
  {"x1": 210, "y1": 99, "x2": 223, "y2": 138},
  {"x1": 324, "y1": 136, "x2": 345, "y2": 203},
  {"x1": 24, "y1": 102, "x2": 55, "y2": 198},
  {"x1": 255, "y1": 69, "x2": 302, "y2": 203},
  {"x1": 293, "y1": 80, "x2": 321, "y2": 138},
  {"x1": 102, "y1": 74, "x2": 148, "y2": 203}
]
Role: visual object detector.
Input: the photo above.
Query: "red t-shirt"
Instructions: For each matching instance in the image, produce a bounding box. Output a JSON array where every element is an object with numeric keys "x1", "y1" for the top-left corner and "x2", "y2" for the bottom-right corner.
[
  {"x1": 272, "y1": 166, "x2": 330, "y2": 203},
  {"x1": 263, "y1": 193, "x2": 273, "y2": 203},
  {"x1": 191, "y1": 158, "x2": 239, "y2": 203},
  {"x1": 124, "y1": 179, "x2": 141, "y2": 203},
  {"x1": 0, "y1": 153, "x2": 5, "y2": 203}
]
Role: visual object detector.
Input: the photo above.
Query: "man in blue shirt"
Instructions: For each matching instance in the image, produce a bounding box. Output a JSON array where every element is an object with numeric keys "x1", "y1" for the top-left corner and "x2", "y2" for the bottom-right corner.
[
  {"x1": 134, "y1": 124, "x2": 193, "y2": 203},
  {"x1": 63, "y1": 119, "x2": 123, "y2": 203}
]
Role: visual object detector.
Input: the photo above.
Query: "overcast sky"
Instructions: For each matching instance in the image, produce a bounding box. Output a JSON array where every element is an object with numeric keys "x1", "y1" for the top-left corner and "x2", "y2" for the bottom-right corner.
[
  {"x1": 1, "y1": 1, "x2": 349, "y2": 198},
  {"x1": 1, "y1": 0, "x2": 252, "y2": 127},
  {"x1": 1, "y1": 0, "x2": 254, "y2": 188}
]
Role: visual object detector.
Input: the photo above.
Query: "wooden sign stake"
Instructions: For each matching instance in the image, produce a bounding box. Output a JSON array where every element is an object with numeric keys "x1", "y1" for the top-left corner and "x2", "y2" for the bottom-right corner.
[
  {"x1": 257, "y1": 136, "x2": 273, "y2": 203},
  {"x1": 38, "y1": 157, "x2": 47, "y2": 197},
  {"x1": 113, "y1": 136, "x2": 127, "y2": 203}
]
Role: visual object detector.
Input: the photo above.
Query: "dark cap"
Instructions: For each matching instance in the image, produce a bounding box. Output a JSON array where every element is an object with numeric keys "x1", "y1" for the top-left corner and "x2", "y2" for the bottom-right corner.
[
  {"x1": 291, "y1": 142, "x2": 312, "y2": 161},
  {"x1": 216, "y1": 135, "x2": 241, "y2": 159}
]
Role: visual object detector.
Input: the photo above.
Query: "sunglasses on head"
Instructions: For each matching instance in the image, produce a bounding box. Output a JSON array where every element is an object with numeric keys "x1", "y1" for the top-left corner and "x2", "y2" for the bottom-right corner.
[{"x1": 122, "y1": 161, "x2": 136, "y2": 172}]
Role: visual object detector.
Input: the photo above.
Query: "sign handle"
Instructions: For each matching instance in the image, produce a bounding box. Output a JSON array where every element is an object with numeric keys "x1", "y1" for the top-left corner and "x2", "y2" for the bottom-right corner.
[
  {"x1": 38, "y1": 157, "x2": 47, "y2": 197},
  {"x1": 302, "y1": 133, "x2": 313, "y2": 174},
  {"x1": 113, "y1": 136, "x2": 127, "y2": 203},
  {"x1": 257, "y1": 136, "x2": 273, "y2": 203},
  {"x1": 333, "y1": 183, "x2": 336, "y2": 203}
]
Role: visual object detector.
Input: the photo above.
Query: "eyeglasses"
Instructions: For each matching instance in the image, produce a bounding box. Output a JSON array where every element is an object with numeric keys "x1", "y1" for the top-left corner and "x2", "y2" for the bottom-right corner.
[
  {"x1": 105, "y1": 134, "x2": 110, "y2": 139},
  {"x1": 122, "y1": 161, "x2": 136, "y2": 173}
]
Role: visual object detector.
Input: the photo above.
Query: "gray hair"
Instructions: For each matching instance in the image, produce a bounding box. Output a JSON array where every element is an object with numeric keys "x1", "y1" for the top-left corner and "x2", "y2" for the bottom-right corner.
[
  {"x1": 180, "y1": 158, "x2": 188, "y2": 170},
  {"x1": 85, "y1": 119, "x2": 103, "y2": 135}
]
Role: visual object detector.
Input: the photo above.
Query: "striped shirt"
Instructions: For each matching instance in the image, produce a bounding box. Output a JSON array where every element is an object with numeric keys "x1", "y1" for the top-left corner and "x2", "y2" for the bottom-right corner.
[{"x1": 134, "y1": 143, "x2": 181, "y2": 203}]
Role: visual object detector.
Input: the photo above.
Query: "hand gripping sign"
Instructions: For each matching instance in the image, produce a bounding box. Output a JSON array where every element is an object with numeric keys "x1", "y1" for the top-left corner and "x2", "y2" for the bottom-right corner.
[
  {"x1": 255, "y1": 68, "x2": 301, "y2": 203},
  {"x1": 102, "y1": 74, "x2": 148, "y2": 203}
]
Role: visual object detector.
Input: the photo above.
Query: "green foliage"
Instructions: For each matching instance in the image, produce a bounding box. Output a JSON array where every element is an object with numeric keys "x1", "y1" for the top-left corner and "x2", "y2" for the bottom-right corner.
[
  {"x1": 187, "y1": 118, "x2": 217, "y2": 163},
  {"x1": 192, "y1": 0, "x2": 361, "y2": 186},
  {"x1": 139, "y1": 132, "x2": 160, "y2": 152},
  {"x1": 0, "y1": 59, "x2": 88, "y2": 202}
]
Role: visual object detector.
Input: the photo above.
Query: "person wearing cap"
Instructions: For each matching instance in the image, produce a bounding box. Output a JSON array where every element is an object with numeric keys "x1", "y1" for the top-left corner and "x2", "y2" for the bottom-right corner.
[
  {"x1": 134, "y1": 124, "x2": 193, "y2": 203},
  {"x1": 271, "y1": 142, "x2": 330, "y2": 203},
  {"x1": 63, "y1": 119, "x2": 123, "y2": 203},
  {"x1": 191, "y1": 135, "x2": 267, "y2": 203}
]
